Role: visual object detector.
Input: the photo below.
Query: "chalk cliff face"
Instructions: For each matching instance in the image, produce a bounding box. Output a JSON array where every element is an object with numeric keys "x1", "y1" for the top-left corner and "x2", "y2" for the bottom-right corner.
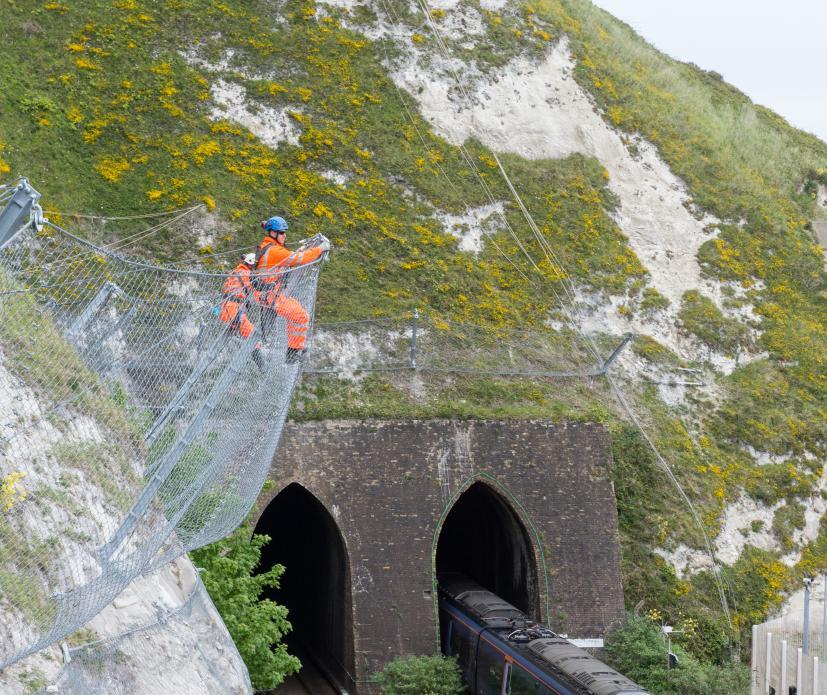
[
  {"x1": 0, "y1": 559, "x2": 250, "y2": 695},
  {"x1": 0, "y1": 346, "x2": 251, "y2": 693},
  {"x1": 0, "y1": 0, "x2": 825, "y2": 675}
]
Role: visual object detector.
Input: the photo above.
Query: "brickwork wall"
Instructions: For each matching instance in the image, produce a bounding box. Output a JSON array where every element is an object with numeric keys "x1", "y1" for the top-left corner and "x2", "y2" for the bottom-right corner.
[{"x1": 254, "y1": 419, "x2": 625, "y2": 694}]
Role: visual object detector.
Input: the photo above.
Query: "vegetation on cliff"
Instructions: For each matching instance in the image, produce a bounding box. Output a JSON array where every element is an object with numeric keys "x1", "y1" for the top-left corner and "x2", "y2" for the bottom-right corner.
[
  {"x1": 1, "y1": 0, "x2": 825, "y2": 682},
  {"x1": 190, "y1": 522, "x2": 300, "y2": 690}
]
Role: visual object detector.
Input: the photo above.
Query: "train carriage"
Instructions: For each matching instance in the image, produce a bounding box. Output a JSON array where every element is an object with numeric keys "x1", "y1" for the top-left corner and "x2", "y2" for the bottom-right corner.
[{"x1": 439, "y1": 573, "x2": 649, "y2": 695}]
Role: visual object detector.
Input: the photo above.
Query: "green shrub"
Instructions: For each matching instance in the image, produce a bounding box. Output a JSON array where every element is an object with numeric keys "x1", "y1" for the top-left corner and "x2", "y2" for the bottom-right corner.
[
  {"x1": 190, "y1": 523, "x2": 300, "y2": 690},
  {"x1": 678, "y1": 290, "x2": 749, "y2": 355},
  {"x1": 604, "y1": 615, "x2": 749, "y2": 695},
  {"x1": 374, "y1": 654, "x2": 464, "y2": 695}
]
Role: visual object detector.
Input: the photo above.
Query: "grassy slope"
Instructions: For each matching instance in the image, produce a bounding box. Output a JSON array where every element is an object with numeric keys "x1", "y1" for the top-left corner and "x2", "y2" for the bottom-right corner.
[
  {"x1": 531, "y1": 0, "x2": 827, "y2": 642},
  {"x1": 0, "y1": 269, "x2": 143, "y2": 629},
  {"x1": 0, "y1": 0, "x2": 825, "y2": 661}
]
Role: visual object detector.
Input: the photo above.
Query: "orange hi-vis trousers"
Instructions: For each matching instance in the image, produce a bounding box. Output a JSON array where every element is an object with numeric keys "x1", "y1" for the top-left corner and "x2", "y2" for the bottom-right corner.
[
  {"x1": 263, "y1": 291, "x2": 309, "y2": 350},
  {"x1": 220, "y1": 299, "x2": 255, "y2": 339}
]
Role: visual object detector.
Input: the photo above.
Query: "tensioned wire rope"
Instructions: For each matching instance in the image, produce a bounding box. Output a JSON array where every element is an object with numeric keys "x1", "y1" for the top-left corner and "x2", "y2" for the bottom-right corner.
[
  {"x1": 0, "y1": 206, "x2": 207, "y2": 298},
  {"x1": 363, "y1": 0, "x2": 600, "y2": 379},
  {"x1": 374, "y1": 0, "x2": 602, "y2": 374},
  {"x1": 364, "y1": 6, "x2": 538, "y2": 289},
  {"x1": 413, "y1": 0, "x2": 738, "y2": 639},
  {"x1": 399, "y1": 0, "x2": 737, "y2": 641},
  {"x1": 45, "y1": 205, "x2": 203, "y2": 221},
  {"x1": 0, "y1": 202, "x2": 328, "y2": 668},
  {"x1": 43, "y1": 203, "x2": 206, "y2": 267}
]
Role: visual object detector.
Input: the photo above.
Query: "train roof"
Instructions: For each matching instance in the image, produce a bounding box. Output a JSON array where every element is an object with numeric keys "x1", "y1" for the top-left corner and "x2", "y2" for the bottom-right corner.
[
  {"x1": 528, "y1": 640, "x2": 649, "y2": 695},
  {"x1": 439, "y1": 573, "x2": 649, "y2": 695}
]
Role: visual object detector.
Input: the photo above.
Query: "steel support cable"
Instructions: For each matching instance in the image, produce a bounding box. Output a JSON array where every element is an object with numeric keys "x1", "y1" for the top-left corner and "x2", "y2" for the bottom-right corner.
[
  {"x1": 44, "y1": 204, "x2": 205, "y2": 270},
  {"x1": 409, "y1": 3, "x2": 558, "y2": 279},
  {"x1": 376, "y1": 0, "x2": 549, "y2": 288},
  {"x1": 103, "y1": 205, "x2": 204, "y2": 253},
  {"x1": 409, "y1": 0, "x2": 601, "y2": 370},
  {"x1": 42, "y1": 219, "x2": 322, "y2": 278},
  {"x1": 44, "y1": 203, "x2": 204, "y2": 222},
  {"x1": 605, "y1": 375, "x2": 734, "y2": 627},
  {"x1": 347, "y1": 0, "x2": 596, "y2": 381},
  {"x1": 374, "y1": 0, "x2": 603, "y2": 379},
  {"x1": 42, "y1": 206, "x2": 203, "y2": 273},
  {"x1": 0, "y1": 206, "x2": 328, "y2": 667},
  {"x1": 483, "y1": 84, "x2": 738, "y2": 639},
  {"x1": 413, "y1": 0, "x2": 736, "y2": 634},
  {"x1": 405, "y1": 0, "x2": 587, "y2": 332}
]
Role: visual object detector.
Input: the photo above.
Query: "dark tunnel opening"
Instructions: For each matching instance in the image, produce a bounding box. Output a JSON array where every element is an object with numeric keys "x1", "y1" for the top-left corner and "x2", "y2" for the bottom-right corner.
[
  {"x1": 255, "y1": 483, "x2": 354, "y2": 692},
  {"x1": 436, "y1": 482, "x2": 538, "y2": 617}
]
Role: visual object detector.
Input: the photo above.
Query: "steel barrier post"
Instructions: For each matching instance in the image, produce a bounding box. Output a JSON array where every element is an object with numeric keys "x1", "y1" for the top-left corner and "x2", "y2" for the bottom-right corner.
[
  {"x1": 807, "y1": 578, "x2": 814, "y2": 657},
  {"x1": 600, "y1": 332, "x2": 634, "y2": 373},
  {"x1": 410, "y1": 309, "x2": 419, "y2": 369},
  {"x1": 752, "y1": 625, "x2": 759, "y2": 695},
  {"x1": 822, "y1": 574, "x2": 826, "y2": 659},
  {"x1": 0, "y1": 179, "x2": 42, "y2": 250},
  {"x1": 99, "y1": 328, "x2": 261, "y2": 564}
]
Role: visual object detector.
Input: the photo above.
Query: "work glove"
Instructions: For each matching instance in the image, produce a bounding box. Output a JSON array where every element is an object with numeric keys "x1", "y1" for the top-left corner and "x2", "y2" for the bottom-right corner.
[{"x1": 319, "y1": 239, "x2": 331, "y2": 252}]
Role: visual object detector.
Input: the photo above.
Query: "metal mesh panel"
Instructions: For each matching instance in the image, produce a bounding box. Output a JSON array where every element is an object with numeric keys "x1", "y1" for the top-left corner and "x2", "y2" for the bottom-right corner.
[
  {"x1": 305, "y1": 314, "x2": 616, "y2": 378},
  {"x1": 44, "y1": 577, "x2": 251, "y2": 695},
  {"x1": 753, "y1": 622, "x2": 827, "y2": 694},
  {"x1": 413, "y1": 317, "x2": 601, "y2": 377},
  {"x1": 0, "y1": 199, "x2": 327, "y2": 668}
]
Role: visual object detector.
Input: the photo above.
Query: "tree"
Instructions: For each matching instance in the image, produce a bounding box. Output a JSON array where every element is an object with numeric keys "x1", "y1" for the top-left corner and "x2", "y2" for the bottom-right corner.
[
  {"x1": 190, "y1": 523, "x2": 300, "y2": 690},
  {"x1": 374, "y1": 654, "x2": 464, "y2": 695},
  {"x1": 604, "y1": 615, "x2": 749, "y2": 695}
]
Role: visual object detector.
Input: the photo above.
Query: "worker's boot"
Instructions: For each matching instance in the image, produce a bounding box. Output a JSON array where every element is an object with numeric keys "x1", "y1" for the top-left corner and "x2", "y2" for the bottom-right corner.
[{"x1": 285, "y1": 347, "x2": 305, "y2": 364}]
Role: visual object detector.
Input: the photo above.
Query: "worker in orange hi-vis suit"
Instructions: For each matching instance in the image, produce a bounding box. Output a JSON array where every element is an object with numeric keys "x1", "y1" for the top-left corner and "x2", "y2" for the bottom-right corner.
[
  {"x1": 255, "y1": 215, "x2": 330, "y2": 363},
  {"x1": 220, "y1": 252, "x2": 264, "y2": 369}
]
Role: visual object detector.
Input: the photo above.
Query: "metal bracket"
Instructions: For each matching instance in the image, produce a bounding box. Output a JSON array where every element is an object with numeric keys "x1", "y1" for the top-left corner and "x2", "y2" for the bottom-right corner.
[
  {"x1": 599, "y1": 333, "x2": 634, "y2": 374},
  {"x1": 0, "y1": 178, "x2": 44, "y2": 251}
]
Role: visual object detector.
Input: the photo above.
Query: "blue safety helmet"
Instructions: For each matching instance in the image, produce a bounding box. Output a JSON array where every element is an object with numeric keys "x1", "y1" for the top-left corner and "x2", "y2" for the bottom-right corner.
[{"x1": 262, "y1": 216, "x2": 288, "y2": 233}]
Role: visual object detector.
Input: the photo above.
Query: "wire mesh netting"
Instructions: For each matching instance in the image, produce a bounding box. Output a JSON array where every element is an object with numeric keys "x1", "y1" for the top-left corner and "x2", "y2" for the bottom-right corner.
[
  {"x1": 43, "y1": 575, "x2": 251, "y2": 695},
  {"x1": 305, "y1": 314, "x2": 614, "y2": 378},
  {"x1": 753, "y1": 621, "x2": 826, "y2": 695},
  {"x1": 0, "y1": 187, "x2": 327, "y2": 668}
]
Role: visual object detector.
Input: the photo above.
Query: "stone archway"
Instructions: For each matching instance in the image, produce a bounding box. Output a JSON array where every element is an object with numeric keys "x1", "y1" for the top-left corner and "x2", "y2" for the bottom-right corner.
[
  {"x1": 255, "y1": 483, "x2": 355, "y2": 691},
  {"x1": 435, "y1": 480, "x2": 540, "y2": 617}
]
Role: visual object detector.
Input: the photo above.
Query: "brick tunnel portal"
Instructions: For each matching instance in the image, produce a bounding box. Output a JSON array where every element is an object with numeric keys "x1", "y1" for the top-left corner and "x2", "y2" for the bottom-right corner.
[
  {"x1": 255, "y1": 483, "x2": 355, "y2": 692},
  {"x1": 257, "y1": 420, "x2": 626, "y2": 694},
  {"x1": 435, "y1": 482, "x2": 539, "y2": 618}
]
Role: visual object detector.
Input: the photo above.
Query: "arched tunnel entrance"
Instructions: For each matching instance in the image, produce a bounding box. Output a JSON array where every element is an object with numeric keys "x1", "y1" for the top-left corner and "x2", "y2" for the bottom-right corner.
[
  {"x1": 436, "y1": 482, "x2": 539, "y2": 617},
  {"x1": 255, "y1": 483, "x2": 354, "y2": 692}
]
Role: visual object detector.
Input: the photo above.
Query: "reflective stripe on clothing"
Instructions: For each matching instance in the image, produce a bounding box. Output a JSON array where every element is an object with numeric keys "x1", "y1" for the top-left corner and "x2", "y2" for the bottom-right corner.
[{"x1": 261, "y1": 293, "x2": 309, "y2": 349}]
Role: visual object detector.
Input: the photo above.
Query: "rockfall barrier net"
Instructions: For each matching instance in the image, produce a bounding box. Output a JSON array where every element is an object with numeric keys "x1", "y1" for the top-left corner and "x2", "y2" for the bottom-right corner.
[
  {"x1": 0, "y1": 181, "x2": 327, "y2": 668},
  {"x1": 45, "y1": 575, "x2": 252, "y2": 695}
]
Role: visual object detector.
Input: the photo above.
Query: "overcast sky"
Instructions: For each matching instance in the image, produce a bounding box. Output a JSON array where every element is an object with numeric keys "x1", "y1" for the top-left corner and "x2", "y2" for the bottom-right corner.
[{"x1": 591, "y1": 0, "x2": 827, "y2": 143}]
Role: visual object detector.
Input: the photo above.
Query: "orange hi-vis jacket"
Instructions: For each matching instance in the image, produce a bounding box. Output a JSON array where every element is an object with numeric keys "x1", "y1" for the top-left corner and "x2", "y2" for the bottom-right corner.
[
  {"x1": 254, "y1": 236, "x2": 323, "y2": 285},
  {"x1": 223, "y1": 262, "x2": 255, "y2": 300}
]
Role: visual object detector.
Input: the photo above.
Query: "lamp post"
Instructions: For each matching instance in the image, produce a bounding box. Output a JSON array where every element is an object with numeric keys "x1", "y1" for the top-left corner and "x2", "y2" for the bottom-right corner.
[
  {"x1": 822, "y1": 574, "x2": 826, "y2": 659},
  {"x1": 662, "y1": 625, "x2": 682, "y2": 669},
  {"x1": 804, "y1": 577, "x2": 814, "y2": 657}
]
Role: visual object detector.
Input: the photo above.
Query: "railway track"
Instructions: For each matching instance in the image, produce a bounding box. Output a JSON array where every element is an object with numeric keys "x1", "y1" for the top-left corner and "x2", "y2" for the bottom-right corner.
[{"x1": 268, "y1": 644, "x2": 341, "y2": 695}]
